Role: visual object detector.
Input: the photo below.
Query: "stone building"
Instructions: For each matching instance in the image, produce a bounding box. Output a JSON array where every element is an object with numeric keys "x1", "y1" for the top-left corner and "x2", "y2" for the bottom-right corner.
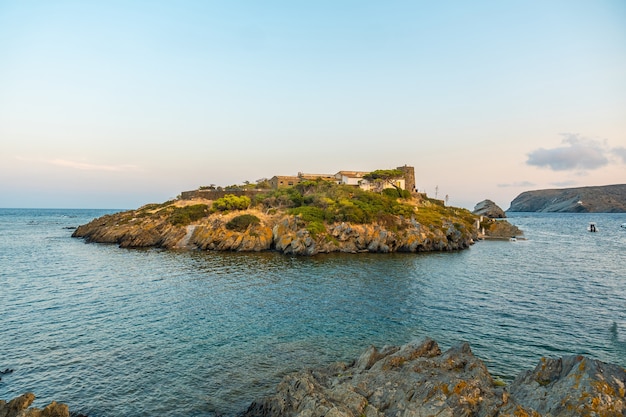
[
  {"x1": 268, "y1": 175, "x2": 301, "y2": 189},
  {"x1": 269, "y1": 165, "x2": 416, "y2": 192},
  {"x1": 396, "y1": 165, "x2": 416, "y2": 193}
]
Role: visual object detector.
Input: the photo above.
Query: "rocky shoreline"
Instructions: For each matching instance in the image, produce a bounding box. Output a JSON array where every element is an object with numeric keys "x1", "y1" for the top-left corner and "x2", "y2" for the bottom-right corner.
[
  {"x1": 4, "y1": 338, "x2": 625, "y2": 416},
  {"x1": 242, "y1": 338, "x2": 626, "y2": 417},
  {"x1": 71, "y1": 198, "x2": 521, "y2": 255},
  {"x1": 71, "y1": 207, "x2": 477, "y2": 256}
]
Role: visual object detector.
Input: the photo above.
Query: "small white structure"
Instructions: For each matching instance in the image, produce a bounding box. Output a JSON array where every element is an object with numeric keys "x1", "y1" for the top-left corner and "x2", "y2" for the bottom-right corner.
[{"x1": 335, "y1": 171, "x2": 369, "y2": 186}]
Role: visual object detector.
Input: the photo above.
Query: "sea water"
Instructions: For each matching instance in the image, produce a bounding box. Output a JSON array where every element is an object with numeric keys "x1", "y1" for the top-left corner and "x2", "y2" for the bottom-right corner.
[{"x1": 1, "y1": 208, "x2": 625, "y2": 416}]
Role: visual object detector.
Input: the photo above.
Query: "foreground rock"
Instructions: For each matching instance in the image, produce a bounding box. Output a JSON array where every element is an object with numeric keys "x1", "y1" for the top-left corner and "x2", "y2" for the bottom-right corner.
[
  {"x1": 508, "y1": 184, "x2": 626, "y2": 213},
  {"x1": 473, "y1": 199, "x2": 507, "y2": 218},
  {"x1": 0, "y1": 392, "x2": 69, "y2": 417},
  {"x1": 241, "y1": 339, "x2": 626, "y2": 417}
]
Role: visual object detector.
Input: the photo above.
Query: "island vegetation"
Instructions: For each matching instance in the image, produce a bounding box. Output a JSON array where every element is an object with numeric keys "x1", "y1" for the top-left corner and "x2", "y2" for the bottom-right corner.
[{"x1": 73, "y1": 177, "x2": 519, "y2": 255}]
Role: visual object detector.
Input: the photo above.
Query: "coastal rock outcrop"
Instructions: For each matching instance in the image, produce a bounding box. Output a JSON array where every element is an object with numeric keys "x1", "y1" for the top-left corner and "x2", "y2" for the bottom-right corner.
[
  {"x1": 479, "y1": 218, "x2": 523, "y2": 239},
  {"x1": 0, "y1": 392, "x2": 70, "y2": 417},
  {"x1": 508, "y1": 184, "x2": 626, "y2": 213},
  {"x1": 72, "y1": 202, "x2": 479, "y2": 255},
  {"x1": 241, "y1": 339, "x2": 626, "y2": 417},
  {"x1": 473, "y1": 199, "x2": 506, "y2": 218}
]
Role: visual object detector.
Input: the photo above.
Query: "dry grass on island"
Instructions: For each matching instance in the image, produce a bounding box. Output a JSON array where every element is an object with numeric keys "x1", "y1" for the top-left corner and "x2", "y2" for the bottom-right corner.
[{"x1": 73, "y1": 180, "x2": 519, "y2": 255}]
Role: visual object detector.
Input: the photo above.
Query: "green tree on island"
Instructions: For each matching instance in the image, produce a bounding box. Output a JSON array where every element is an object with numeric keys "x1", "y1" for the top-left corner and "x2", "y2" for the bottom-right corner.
[{"x1": 363, "y1": 169, "x2": 405, "y2": 195}]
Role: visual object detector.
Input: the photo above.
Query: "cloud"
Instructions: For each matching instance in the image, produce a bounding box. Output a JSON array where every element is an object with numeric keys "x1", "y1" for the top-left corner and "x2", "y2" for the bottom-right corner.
[
  {"x1": 526, "y1": 134, "x2": 609, "y2": 171},
  {"x1": 550, "y1": 180, "x2": 578, "y2": 187},
  {"x1": 15, "y1": 156, "x2": 141, "y2": 172},
  {"x1": 612, "y1": 147, "x2": 626, "y2": 164},
  {"x1": 49, "y1": 159, "x2": 140, "y2": 172},
  {"x1": 497, "y1": 181, "x2": 536, "y2": 188}
]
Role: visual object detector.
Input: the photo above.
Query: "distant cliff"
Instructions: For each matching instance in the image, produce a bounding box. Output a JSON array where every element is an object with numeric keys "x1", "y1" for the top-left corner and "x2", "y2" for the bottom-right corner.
[{"x1": 508, "y1": 184, "x2": 626, "y2": 213}]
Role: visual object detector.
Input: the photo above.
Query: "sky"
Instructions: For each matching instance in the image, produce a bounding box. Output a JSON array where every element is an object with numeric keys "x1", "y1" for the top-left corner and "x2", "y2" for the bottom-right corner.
[{"x1": 1, "y1": 1, "x2": 625, "y2": 209}]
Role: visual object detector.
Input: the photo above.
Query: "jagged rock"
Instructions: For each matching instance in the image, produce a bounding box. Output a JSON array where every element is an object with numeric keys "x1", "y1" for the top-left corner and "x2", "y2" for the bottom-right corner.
[
  {"x1": 473, "y1": 199, "x2": 507, "y2": 218},
  {"x1": 241, "y1": 339, "x2": 626, "y2": 417},
  {"x1": 0, "y1": 393, "x2": 69, "y2": 417},
  {"x1": 481, "y1": 219, "x2": 524, "y2": 239},
  {"x1": 241, "y1": 339, "x2": 500, "y2": 417},
  {"x1": 502, "y1": 355, "x2": 626, "y2": 416}
]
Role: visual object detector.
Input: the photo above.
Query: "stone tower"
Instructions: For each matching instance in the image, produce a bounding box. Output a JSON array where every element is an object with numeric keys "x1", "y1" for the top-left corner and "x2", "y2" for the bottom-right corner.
[{"x1": 397, "y1": 165, "x2": 416, "y2": 193}]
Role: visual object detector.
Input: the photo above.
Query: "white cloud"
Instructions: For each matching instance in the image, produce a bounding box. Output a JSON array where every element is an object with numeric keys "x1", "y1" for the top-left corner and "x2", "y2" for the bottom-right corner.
[
  {"x1": 497, "y1": 181, "x2": 536, "y2": 188},
  {"x1": 15, "y1": 156, "x2": 141, "y2": 172},
  {"x1": 612, "y1": 147, "x2": 626, "y2": 164},
  {"x1": 526, "y1": 134, "x2": 610, "y2": 171},
  {"x1": 49, "y1": 159, "x2": 140, "y2": 172}
]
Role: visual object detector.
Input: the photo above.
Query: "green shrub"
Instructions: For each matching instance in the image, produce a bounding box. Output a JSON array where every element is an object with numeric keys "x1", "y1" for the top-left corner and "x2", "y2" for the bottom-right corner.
[
  {"x1": 169, "y1": 204, "x2": 209, "y2": 226},
  {"x1": 225, "y1": 214, "x2": 261, "y2": 232},
  {"x1": 256, "y1": 188, "x2": 302, "y2": 209},
  {"x1": 289, "y1": 206, "x2": 326, "y2": 222},
  {"x1": 290, "y1": 207, "x2": 328, "y2": 236},
  {"x1": 256, "y1": 182, "x2": 420, "y2": 225},
  {"x1": 306, "y1": 221, "x2": 326, "y2": 236},
  {"x1": 287, "y1": 188, "x2": 304, "y2": 207},
  {"x1": 382, "y1": 188, "x2": 401, "y2": 199},
  {"x1": 212, "y1": 194, "x2": 251, "y2": 212},
  {"x1": 382, "y1": 188, "x2": 412, "y2": 199}
]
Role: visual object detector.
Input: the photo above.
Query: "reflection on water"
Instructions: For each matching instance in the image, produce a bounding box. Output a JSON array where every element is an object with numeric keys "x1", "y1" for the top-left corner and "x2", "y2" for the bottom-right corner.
[{"x1": 0, "y1": 209, "x2": 625, "y2": 416}]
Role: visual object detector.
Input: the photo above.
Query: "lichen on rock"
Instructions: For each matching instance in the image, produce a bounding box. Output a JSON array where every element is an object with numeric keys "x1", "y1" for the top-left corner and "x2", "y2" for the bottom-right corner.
[
  {"x1": 72, "y1": 195, "x2": 483, "y2": 255},
  {"x1": 0, "y1": 392, "x2": 70, "y2": 417},
  {"x1": 240, "y1": 339, "x2": 626, "y2": 417}
]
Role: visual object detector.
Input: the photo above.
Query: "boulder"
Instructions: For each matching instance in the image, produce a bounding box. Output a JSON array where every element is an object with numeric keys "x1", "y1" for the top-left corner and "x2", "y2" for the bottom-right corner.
[
  {"x1": 473, "y1": 199, "x2": 507, "y2": 218},
  {"x1": 0, "y1": 393, "x2": 69, "y2": 417},
  {"x1": 241, "y1": 339, "x2": 626, "y2": 417},
  {"x1": 502, "y1": 355, "x2": 626, "y2": 416},
  {"x1": 241, "y1": 339, "x2": 500, "y2": 417}
]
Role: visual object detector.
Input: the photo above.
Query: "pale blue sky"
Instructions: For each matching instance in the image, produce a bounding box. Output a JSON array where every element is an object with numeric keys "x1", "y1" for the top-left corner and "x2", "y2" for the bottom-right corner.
[{"x1": 1, "y1": 1, "x2": 625, "y2": 209}]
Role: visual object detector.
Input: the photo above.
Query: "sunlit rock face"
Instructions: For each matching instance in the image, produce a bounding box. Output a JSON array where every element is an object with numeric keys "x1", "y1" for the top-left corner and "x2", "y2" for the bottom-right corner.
[{"x1": 241, "y1": 338, "x2": 626, "y2": 417}]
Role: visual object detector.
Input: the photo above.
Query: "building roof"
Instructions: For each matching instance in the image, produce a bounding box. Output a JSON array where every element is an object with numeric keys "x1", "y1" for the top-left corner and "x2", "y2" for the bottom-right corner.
[
  {"x1": 335, "y1": 171, "x2": 369, "y2": 178},
  {"x1": 270, "y1": 175, "x2": 300, "y2": 180},
  {"x1": 298, "y1": 173, "x2": 335, "y2": 180}
]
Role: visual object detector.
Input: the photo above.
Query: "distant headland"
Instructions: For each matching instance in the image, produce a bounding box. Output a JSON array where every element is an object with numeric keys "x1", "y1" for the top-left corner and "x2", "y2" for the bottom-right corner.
[
  {"x1": 72, "y1": 165, "x2": 521, "y2": 255},
  {"x1": 508, "y1": 184, "x2": 626, "y2": 213}
]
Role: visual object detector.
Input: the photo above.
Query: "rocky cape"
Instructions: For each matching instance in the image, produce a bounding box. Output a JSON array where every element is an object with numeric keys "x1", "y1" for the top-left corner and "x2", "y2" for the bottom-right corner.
[
  {"x1": 71, "y1": 199, "x2": 502, "y2": 255},
  {"x1": 242, "y1": 338, "x2": 626, "y2": 417},
  {"x1": 508, "y1": 184, "x2": 626, "y2": 213}
]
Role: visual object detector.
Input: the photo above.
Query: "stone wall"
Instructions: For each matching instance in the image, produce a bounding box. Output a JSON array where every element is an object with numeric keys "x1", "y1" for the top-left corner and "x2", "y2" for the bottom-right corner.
[
  {"x1": 269, "y1": 176, "x2": 301, "y2": 189},
  {"x1": 397, "y1": 165, "x2": 416, "y2": 193}
]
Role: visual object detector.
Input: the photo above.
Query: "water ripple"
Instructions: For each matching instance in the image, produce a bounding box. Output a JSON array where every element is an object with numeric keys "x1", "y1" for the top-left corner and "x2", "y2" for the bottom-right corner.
[{"x1": 1, "y1": 209, "x2": 625, "y2": 416}]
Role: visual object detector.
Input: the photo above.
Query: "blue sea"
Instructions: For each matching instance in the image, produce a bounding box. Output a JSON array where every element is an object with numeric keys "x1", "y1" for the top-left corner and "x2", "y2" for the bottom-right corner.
[{"x1": 1, "y1": 208, "x2": 625, "y2": 416}]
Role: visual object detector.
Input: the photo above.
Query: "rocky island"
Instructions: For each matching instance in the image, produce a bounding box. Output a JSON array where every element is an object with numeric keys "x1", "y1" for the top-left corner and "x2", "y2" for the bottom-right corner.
[
  {"x1": 72, "y1": 180, "x2": 519, "y2": 255},
  {"x1": 508, "y1": 184, "x2": 626, "y2": 213}
]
